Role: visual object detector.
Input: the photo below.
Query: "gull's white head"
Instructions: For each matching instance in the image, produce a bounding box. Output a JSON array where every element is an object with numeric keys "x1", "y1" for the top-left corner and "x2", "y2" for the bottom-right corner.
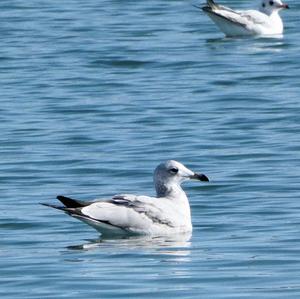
[
  {"x1": 260, "y1": 0, "x2": 289, "y2": 15},
  {"x1": 154, "y1": 160, "x2": 209, "y2": 197}
]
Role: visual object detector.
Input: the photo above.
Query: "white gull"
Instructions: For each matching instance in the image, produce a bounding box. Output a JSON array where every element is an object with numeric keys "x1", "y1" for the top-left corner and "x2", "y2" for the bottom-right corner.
[
  {"x1": 42, "y1": 160, "x2": 209, "y2": 237},
  {"x1": 198, "y1": 0, "x2": 289, "y2": 37}
]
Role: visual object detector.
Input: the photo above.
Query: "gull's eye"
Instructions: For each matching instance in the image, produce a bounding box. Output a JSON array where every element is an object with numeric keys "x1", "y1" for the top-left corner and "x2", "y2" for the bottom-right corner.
[
  {"x1": 262, "y1": 3, "x2": 266, "y2": 7},
  {"x1": 169, "y1": 167, "x2": 178, "y2": 174},
  {"x1": 269, "y1": 0, "x2": 274, "y2": 5}
]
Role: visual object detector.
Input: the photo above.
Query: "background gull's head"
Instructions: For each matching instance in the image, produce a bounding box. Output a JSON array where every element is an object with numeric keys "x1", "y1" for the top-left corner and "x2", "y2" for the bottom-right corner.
[{"x1": 260, "y1": 0, "x2": 289, "y2": 15}]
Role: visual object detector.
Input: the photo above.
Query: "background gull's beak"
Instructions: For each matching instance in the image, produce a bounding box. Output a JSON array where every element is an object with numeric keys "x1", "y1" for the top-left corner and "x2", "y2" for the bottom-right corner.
[
  {"x1": 189, "y1": 173, "x2": 209, "y2": 182},
  {"x1": 278, "y1": 3, "x2": 289, "y2": 9}
]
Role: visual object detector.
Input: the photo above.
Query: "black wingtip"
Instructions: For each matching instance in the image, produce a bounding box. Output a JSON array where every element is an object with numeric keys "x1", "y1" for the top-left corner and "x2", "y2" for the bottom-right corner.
[
  {"x1": 56, "y1": 195, "x2": 88, "y2": 208},
  {"x1": 56, "y1": 195, "x2": 75, "y2": 206}
]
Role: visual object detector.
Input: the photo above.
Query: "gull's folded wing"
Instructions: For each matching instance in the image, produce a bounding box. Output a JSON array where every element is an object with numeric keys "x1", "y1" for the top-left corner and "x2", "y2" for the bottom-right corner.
[{"x1": 75, "y1": 194, "x2": 175, "y2": 233}]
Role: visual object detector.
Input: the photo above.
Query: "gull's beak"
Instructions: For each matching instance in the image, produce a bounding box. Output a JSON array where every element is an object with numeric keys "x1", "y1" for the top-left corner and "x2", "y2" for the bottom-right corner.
[
  {"x1": 189, "y1": 172, "x2": 209, "y2": 182},
  {"x1": 278, "y1": 3, "x2": 289, "y2": 9}
]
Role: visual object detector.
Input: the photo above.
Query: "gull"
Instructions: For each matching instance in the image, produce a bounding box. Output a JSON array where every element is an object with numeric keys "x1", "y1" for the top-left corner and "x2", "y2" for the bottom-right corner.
[
  {"x1": 42, "y1": 160, "x2": 209, "y2": 237},
  {"x1": 198, "y1": 0, "x2": 289, "y2": 37}
]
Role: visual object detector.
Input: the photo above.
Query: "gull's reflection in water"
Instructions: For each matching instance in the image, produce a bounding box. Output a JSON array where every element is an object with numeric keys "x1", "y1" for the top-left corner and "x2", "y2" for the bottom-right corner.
[
  {"x1": 205, "y1": 34, "x2": 285, "y2": 53},
  {"x1": 67, "y1": 233, "x2": 192, "y2": 261},
  {"x1": 206, "y1": 34, "x2": 283, "y2": 43}
]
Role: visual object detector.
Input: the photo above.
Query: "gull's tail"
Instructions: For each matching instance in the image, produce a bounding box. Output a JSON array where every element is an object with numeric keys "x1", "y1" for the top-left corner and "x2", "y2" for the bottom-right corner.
[
  {"x1": 41, "y1": 196, "x2": 131, "y2": 236},
  {"x1": 40, "y1": 202, "x2": 66, "y2": 211}
]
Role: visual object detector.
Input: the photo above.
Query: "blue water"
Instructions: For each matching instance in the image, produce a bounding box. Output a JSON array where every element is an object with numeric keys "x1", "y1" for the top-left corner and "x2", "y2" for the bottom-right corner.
[{"x1": 1, "y1": 0, "x2": 300, "y2": 298}]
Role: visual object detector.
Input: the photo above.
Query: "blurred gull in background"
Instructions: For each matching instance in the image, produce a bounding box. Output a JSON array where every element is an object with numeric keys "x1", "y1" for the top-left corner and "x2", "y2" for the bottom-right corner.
[{"x1": 198, "y1": 0, "x2": 289, "y2": 37}]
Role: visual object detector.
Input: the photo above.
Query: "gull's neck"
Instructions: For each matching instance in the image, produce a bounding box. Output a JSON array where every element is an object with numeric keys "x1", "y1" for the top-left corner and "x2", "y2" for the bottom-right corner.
[
  {"x1": 155, "y1": 181, "x2": 187, "y2": 200},
  {"x1": 155, "y1": 180, "x2": 192, "y2": 229},
  {"x1": 259, "y1": 7, "x2": 280, "y2": 17},
  {"x1": 269, "y1": 11, "x2": 281, "y2": 19}
]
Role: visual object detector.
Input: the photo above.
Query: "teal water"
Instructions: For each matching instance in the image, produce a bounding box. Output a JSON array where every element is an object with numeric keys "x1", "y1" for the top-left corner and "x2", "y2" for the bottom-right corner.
[{"x1": 1, "y1": 0, "x2": 300, "y2": 298}]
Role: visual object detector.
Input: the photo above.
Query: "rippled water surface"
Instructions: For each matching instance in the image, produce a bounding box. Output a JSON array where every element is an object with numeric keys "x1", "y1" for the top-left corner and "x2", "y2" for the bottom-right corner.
[{"x1": 1, "y1": 0, "x2": 300, "y2": 298}]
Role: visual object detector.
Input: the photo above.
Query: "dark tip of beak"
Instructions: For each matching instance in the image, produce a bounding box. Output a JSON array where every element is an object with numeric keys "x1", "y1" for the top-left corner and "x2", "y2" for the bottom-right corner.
[
  {"x1": 282, "y1": 4, "x2": 289, "y2": 9},
  {"x1": 191, "y1": 173, "x2": 209, "y2": 182}
]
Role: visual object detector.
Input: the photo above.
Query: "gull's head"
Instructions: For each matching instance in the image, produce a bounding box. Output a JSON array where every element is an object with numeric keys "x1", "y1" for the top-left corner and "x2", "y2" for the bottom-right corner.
[
  {"x1": 260, "y1": 0, "x2": 289, "y2": 15},
  {"x1": 154, "y1": 160, "x2": 209, "y2": 197}
]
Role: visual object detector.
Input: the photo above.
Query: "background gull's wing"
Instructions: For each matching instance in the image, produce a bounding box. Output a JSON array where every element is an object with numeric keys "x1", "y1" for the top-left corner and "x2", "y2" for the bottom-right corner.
[{"x1": 200, "y1": 0, "x2": 270, "y2": 36}]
